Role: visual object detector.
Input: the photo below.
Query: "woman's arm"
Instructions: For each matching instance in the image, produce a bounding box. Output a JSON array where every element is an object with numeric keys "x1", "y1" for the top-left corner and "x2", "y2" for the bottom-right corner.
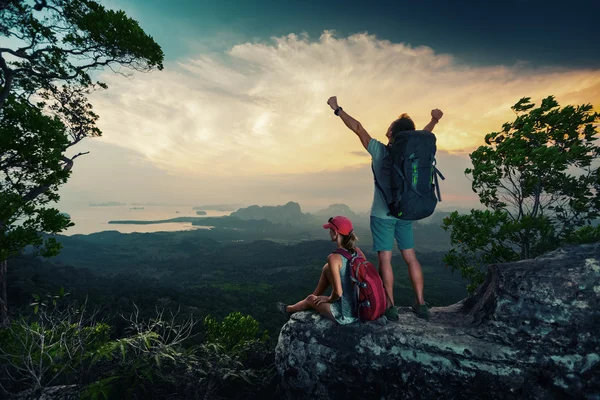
[{"x1": 327, "y1": 254, "x2": 343, "y2": 303}]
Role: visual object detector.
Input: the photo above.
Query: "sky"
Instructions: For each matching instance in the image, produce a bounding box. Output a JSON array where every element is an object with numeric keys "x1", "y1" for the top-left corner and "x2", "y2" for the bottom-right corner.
[{"x1": 58, "y1": 0, "x2": 600, "y2": 213}]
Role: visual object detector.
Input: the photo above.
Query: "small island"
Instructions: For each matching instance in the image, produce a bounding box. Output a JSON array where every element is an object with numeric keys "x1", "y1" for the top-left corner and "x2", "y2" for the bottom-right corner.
[
  {"x1": 196, "y1": 211, "x2": 207, "y2": 215},
  {"x1": 109, "y1": 217, "x2": 204, "y2": 225},
  {"x1": 192, "y1": 204, "x2": 244, "y2": 212},
  {"x1": 107, "y1": 216, "x2": 276, "y2": 230},
  {"x1": 89, "y1": 201, "x2": 126, "y2": 207}
]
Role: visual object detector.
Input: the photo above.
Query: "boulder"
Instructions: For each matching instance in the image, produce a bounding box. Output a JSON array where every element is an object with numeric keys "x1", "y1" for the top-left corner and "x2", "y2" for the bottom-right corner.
[{"x1": 275, "y1": 243, "x2": 600, "y2": 399}]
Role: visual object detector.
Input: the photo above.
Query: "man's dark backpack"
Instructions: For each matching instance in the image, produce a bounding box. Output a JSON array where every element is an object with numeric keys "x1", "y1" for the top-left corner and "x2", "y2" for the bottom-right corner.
[{"x1": 372, "y1": 130, "x2": 445, "y2": 221}]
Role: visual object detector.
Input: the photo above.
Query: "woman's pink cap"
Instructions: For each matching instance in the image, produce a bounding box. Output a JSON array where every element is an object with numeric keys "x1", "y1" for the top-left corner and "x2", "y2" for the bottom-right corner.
[{"x1": 323, "y1": 216, "x2": 354, "y2": 235}]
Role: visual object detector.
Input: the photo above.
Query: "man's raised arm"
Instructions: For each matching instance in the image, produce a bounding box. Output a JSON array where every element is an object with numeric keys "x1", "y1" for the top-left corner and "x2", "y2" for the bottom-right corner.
[
  {"x1": 423, "y1": 108, "x2": 443, "y2": 132},
  {"x1": 327, "y1": 96, "x2": 372, "y2": 150}
]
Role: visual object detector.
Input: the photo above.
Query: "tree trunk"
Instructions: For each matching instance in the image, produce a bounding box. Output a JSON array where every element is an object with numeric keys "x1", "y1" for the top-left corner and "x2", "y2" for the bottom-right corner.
[{"x1": 0, "y1": 258, "x2": 7, "y2": 326}]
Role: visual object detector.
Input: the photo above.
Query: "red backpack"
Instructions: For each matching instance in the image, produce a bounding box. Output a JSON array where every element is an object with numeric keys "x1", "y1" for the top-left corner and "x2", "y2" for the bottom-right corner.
[{"x1": 333, "y1": 248, "x2": 387, "y2": 322}]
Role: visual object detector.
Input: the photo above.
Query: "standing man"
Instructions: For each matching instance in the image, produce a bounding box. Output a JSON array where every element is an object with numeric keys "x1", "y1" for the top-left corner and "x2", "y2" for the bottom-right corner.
[{"x1": 327, "y1": 96, "x2": 443, "y2": 320}]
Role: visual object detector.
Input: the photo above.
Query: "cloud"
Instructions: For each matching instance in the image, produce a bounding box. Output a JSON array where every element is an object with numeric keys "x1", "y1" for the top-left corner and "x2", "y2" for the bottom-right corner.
[
  {"x1": 89, "y1": 31, "x2": 600, "y2": 179},
  {"x1": 71, "y1": 31, "x2": 600, "y2": 213}
]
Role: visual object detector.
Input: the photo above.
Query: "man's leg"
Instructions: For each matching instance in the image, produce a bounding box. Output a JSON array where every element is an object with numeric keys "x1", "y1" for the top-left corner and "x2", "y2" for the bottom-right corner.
[
  {"x1": 370, "y1": 216, "x2": 396, "y2": 308},
  {"x1": 395, "y1": 221, "x2": 426, "y2": 305},
  {"x1": 377, "y1": 251, "x2": 394, "y2": 307},
  {"x1": 400, "y1": 248, "x2": 425, "y2": 305}
]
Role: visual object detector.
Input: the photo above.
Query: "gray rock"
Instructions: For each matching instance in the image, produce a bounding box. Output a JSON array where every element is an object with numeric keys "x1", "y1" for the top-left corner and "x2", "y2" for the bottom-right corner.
[
  {"x1": 275, "y1": 243, "x2": 600, "y2": 399},
  {"x1": 11, "y1": 385, "x2": 79, "y2": 400}
]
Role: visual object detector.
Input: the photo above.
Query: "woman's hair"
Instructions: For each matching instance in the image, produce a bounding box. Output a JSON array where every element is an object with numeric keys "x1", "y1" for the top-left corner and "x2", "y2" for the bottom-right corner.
[
  {"x1": 390, "y1": 113, "x2": 416, "y2": 136},
  {"x1": 340, "y1": 231, "x2": 359, "y2": 252}
]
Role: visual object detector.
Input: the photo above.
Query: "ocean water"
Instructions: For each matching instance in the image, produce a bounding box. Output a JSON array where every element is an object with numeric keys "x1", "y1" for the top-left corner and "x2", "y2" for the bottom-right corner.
[{"x1": 59, "y1": 205, "x2": 232, "y2": 236}]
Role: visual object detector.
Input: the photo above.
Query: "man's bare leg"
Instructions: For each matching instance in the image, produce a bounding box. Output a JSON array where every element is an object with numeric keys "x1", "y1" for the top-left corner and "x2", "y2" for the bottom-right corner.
[
  {"x1": 377, "y1": 250, "x2": 395, "y2": 307},
  {"x1": 401, "y1": 248, "x2": 425, "y2": 304}
]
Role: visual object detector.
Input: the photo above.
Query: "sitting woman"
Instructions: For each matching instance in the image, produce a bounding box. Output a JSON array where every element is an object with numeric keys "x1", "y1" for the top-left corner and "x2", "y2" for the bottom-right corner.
[{"x1": 277, "y1": 216, "x2": 363, "y2": 324}]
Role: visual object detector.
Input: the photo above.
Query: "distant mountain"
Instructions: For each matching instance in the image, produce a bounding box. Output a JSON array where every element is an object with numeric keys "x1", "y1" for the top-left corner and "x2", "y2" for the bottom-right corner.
[
  {"x1": 192, "y1": 204, "x2": 244, "y2": 211},
  {"x1": 436, "y1": 206, "x2": 482, "y2": 214},
  {"x1": 418, "y1": 211, "x2": 454, "y2": 226},
  {"x1": 89, "y1": 201, "x2": 126, "y2": 207},
  {"x1": 418, "y1": 208, "x2": 473, "y2": 226},
  {"x1": 313, "y1": 204, "x2": 359, "y2": 219},
  {"x1": 231, "y1": 201, "x2": 314, "y2": 225}
]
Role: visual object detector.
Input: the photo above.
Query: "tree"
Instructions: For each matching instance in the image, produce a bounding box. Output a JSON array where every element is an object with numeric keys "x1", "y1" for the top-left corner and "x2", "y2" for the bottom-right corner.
[
  {"x1": 0, "y1": 0, "x2": 164, "y2": 325},
  {"x1": 442, "y1": 96, "x2": 600, "y2": 293}
]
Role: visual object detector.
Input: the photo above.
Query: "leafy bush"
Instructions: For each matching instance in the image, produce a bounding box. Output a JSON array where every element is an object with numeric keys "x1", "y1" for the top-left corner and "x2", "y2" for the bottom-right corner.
[
  {"x1": 0, "y1": 290, "x2": 109, "y2": 395},
  {"x1": 84, "y1": 310, "x2": 275, "y2": 399},
  {"x1": 0, "y1": 287, "x2": 276, "y2": 400},
  {"x1": 204, "y1": 312, "x2": 269, "y2": 353},
  {"x1": 564, "y1": 224, "x2": 600, "y2": 245}
]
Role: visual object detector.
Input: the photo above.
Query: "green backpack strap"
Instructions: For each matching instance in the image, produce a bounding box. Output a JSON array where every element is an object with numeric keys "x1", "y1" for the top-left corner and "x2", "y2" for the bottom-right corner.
[{"x1": 433, "y1": 162, "x2": 445, "y2": 202}]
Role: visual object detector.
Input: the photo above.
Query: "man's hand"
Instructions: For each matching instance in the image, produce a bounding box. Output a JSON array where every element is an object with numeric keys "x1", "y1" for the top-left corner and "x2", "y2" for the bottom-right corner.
[
  {"x1": 314, "y1": 295, "x2": 330, "y2": 306},
  {"x1": 431, "y1": 108, "x2": 443, "y2": 122},
  {"x1": 423, "y1": 109, "x2": 443, "y2": 132},
  {"x1": 327, "y1": 96, "x2": 339, "y2": 110}
]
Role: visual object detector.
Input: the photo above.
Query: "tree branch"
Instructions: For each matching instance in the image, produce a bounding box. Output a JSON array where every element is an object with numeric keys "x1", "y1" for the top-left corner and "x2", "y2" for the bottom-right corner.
[
  {"x1": 71, "y1": 151, "x2": 89, "y2": 161},
  {"x1": 0, "y1": 54, "x2": 14, "y2": 108},
  {"x1": 20, "y1": 153, "x2": 86, "y2": 203},
  {"x1": 14, "y1": 57, "x2": 109, "y2": 82},
  {"x1": 65, "y1": 134, "x2": 86, "y2": 149},
  {"x1": 501, "y1": 167, "x2": 523, "y2": 216},
  {"x1": 0, "y1": 47, "x2": 32, "y2": 59}
]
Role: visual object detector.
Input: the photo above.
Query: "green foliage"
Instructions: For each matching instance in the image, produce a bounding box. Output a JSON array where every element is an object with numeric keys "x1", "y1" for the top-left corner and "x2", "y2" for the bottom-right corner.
[
  {"x1": 30, "y1": 286, "x2": 70, "y2": 313},
  {"x1": 0, "y1": 0, "x2": 164, "y2": 324},
  {"x1": 87, "y1": 328, "x2": 189, "y2": 399},
  {"x1": 1, "y1": 0, "x2": 164, "y2": 95},
  {"x1": 443, "y1": 96, "x2": 600, "y2": 293},
  {"x1": 0, "y1": 0, "x2": 163, "y2": 248},
  {"x1": 204, "y1": 311, "x2": 269, "y2": 353},
  {"x1": 1, "y1": 293, "x2": 275, "y2": 399},
  {"x1": 0, "y1": 95, "x2": 74, "y2": 261},
  {"x1": 0, "y1": 293, "x2": 111, "y2": 394},
  {"x1": 441, "y1": 210, "x2": 522, "y2": 292},
  {"x1": 564, "y1": 224, "x2": 600, "y2": 245},
  {"x1": 83, "y1": 310, "x2": 273, "y2": 400},
  {"x1": 81, "y1": 376, "x2": 120, "y2": 400}
]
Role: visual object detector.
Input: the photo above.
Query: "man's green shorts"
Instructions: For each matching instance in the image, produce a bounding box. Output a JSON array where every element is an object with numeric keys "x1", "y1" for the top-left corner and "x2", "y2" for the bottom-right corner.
[{"x1": 370, "y1": 216, "x2": 414, "y2": 252}]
